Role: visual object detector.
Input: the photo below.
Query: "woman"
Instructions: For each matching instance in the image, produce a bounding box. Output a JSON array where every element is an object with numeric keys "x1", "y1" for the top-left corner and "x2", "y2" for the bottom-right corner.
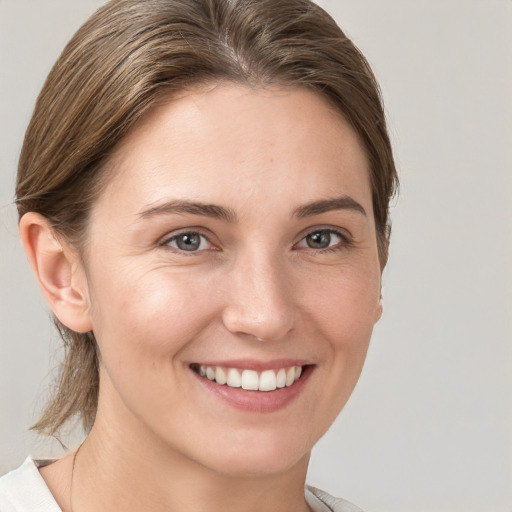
[{"x1": 0, "y1": 0, "x2": 397, "y2": 511}]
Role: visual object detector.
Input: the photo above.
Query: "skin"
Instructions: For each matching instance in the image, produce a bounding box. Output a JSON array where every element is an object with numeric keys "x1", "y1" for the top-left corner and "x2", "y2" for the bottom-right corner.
[{"x1": 21, "y1": 83, "x2": 383, "y2": 512}]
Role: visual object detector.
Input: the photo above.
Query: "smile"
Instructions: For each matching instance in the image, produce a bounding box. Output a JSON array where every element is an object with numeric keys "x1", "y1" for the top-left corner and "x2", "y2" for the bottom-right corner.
[{"x1": 191, "y1": 364, "x2": 303, "y2": 391}]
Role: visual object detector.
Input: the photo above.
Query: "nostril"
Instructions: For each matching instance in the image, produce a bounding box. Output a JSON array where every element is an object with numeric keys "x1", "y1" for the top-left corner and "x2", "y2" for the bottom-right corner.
[{"x1": 221, "y1": 306, "x2": 296, "y2": 342}]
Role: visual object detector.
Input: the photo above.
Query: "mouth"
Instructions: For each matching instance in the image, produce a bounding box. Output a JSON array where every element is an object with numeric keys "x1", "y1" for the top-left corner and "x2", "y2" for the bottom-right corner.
[{"x1": 189, "y1": 363, "x2": 309, "y2": 392}]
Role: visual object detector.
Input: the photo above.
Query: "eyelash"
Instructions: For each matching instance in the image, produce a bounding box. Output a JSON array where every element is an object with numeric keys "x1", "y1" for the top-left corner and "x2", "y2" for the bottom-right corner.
[
  {"x1": 160, "y1": 228, "x2": 351, "y2": 254},
  {"x1": 160, "y1": 230, "x2": 215, "y2": 254},
  {"x1": 295, "y1": 228, "x2": 352, "y2": 253}
]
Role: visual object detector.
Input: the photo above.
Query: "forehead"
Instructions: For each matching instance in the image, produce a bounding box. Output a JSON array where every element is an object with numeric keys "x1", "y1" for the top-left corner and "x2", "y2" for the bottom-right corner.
[{"x1": 93, "y1": 83, "x2": 372, "y2": 220}]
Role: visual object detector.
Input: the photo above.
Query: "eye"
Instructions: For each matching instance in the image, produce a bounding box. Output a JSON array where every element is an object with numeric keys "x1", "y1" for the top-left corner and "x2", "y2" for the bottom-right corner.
[
  {"x1": 296, "y1": 229, "x2": 345, "y2": 250},
  {"x1": 166, "y1": 232, "x2": 212, "y2": 252}
]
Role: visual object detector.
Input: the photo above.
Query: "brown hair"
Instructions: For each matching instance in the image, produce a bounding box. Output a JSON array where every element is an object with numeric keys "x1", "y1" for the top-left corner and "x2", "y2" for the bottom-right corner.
[{"x1": 16, "y1": 0, "x2": 398, "y2": 437}]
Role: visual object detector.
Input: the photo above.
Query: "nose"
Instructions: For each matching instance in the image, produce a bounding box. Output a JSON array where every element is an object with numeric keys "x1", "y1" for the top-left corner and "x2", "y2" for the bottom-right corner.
[{"x1": 221, "y1": 252, "x2": 297, "y2": 342}]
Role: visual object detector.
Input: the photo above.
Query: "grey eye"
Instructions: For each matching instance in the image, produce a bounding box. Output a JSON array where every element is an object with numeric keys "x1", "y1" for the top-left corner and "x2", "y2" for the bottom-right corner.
[
  {"x1": 298, "y1": 230, "x2": 343, "y2": 250},
  {"x1": 168, "y1": 232, "x2": 210, "y2": 252}
]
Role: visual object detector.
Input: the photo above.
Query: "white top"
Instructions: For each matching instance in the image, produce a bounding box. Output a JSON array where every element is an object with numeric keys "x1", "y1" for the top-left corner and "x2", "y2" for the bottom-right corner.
[{"x1": 0, "y1": 458, "x2": 363, "y2": 512}]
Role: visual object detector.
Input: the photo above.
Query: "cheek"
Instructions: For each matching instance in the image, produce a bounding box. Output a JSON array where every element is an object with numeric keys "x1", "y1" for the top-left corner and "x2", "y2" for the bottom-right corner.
[
  {"x1": 287, "y1": 264, "x2": 381, "y2": 442},
  {"x1": 87, "y1": 267, "x2": 223, "y2": 422},
  {"x1": 300, "y1": 263, "x2": 381, "y2": 345},
  {"x1": 88, "y1": 264, "x2": 220, "y2": 363}
]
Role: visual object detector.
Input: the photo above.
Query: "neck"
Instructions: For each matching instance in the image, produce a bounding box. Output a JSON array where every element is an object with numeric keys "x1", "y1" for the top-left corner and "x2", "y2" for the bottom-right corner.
[{"x1": 72, "y1": 407, "x2": 311, "y2": 512}]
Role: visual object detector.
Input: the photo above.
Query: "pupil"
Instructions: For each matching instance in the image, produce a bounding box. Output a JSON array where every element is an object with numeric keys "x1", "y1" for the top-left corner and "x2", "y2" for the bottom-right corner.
[
  {"x1": 177, "y1": 233, "x2": 200, "y2": 251},
  {"x1": 307, "y1": 231, "x2": 331, "y2": 249}
]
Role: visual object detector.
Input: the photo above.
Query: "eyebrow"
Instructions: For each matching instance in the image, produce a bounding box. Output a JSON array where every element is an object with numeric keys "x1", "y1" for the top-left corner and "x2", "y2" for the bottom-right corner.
[
  {"x1": 137, "y1": 195, "x2": 366, "y2": 223},
  {"x1": 137, "y1": 200, "x2": 238, "y2": 223},
  {"x1": 293, "y1": 196, "x2": 367, "y2": 218}
]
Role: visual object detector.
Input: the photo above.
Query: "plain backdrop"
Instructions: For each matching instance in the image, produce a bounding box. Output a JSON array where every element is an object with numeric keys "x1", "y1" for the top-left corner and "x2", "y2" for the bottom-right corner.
[{"x1": 1, "y1": 1, "x2": 511, "y2": 511}]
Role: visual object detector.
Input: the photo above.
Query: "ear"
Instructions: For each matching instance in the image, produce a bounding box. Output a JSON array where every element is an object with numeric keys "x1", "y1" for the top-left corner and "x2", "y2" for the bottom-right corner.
[
  {"x1": 19, "y1": 212, "x2": 93, "y2": 333},
  {"x1": 375, "y1": 298, "x2": 383, "y2": 323},
  {"x1": 373, "y1": 283, "x2": 383, "y2": 324}
]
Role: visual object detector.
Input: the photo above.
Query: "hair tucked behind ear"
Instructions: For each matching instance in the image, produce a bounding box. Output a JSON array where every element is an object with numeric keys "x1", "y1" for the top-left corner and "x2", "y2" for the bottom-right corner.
[{"x1": 17, "y1": 0, "x2": 398, "y2": 437}]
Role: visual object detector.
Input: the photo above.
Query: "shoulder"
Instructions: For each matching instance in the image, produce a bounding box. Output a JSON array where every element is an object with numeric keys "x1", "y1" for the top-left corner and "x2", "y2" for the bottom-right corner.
[
  {"x1": 306, "y1": 485, "x2": 365, "y2": 512},
  {"x1": 0, "y1": 458, "x2": 62, "y2": 512}
]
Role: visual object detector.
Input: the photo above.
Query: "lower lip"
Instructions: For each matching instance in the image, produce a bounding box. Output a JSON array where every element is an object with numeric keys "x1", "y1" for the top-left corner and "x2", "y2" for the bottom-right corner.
[{"x1": 191, "y1": 366, "x2": 314, "y2": 413}]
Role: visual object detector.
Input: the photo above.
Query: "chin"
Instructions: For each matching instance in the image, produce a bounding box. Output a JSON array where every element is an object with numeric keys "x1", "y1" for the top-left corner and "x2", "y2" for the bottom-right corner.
[{"x1": 191, "y1": 431, "x2": 313, "y2": 478}]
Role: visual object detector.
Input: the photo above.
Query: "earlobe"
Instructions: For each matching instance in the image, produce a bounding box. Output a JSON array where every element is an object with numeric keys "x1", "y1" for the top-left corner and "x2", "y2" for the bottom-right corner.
[
  {"x1": 375, "y1": 300, "x2": 383, "y2": 323},
  {"x1": 374, "y1": 287, "x2": 383, "y2": 323},
  {"x1": 19, "y1": 212, "x2": 93, "y2": 333}
]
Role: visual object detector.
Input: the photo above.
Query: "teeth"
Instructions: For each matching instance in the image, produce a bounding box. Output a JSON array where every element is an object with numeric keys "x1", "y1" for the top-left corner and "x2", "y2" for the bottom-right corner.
[
  {"x1": 215, "y1": 366, "x2": 227, "y2": 385},
  {"x1": 226, "y1": 368, "x2": 241, "y2": 388},
  {"x1": 285, "y1": 367, "x2": 295, "y2": 386},
  {"x1": 276, "y1": 368, "x2": 286, "y2": 388},
  {"x1": 196, "y1": 364, "x2": 304, "y2": 391},
  {"x1": 259, "y1": 370, "x2": 277, "y2": 391},
  {"x1": 241, "y1": 370, "x2": 259, "y2": 390}
]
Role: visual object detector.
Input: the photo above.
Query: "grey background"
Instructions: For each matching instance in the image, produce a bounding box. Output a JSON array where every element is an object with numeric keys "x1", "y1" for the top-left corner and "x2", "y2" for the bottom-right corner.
[{"x1": 1, "y1": 1, "x2": 511, "y2": 511}]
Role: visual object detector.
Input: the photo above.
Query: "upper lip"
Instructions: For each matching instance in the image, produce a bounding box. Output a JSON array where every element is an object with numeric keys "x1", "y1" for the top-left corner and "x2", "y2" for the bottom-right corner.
[{"x1": 190, "y1": 359, "x2": 312, "y2": 371}]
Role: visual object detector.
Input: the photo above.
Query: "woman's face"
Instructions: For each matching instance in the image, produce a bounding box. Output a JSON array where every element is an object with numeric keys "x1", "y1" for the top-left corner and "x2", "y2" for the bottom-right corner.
[{"x1": 78, "y1": 83, "x2": 382, "y2": 476}]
